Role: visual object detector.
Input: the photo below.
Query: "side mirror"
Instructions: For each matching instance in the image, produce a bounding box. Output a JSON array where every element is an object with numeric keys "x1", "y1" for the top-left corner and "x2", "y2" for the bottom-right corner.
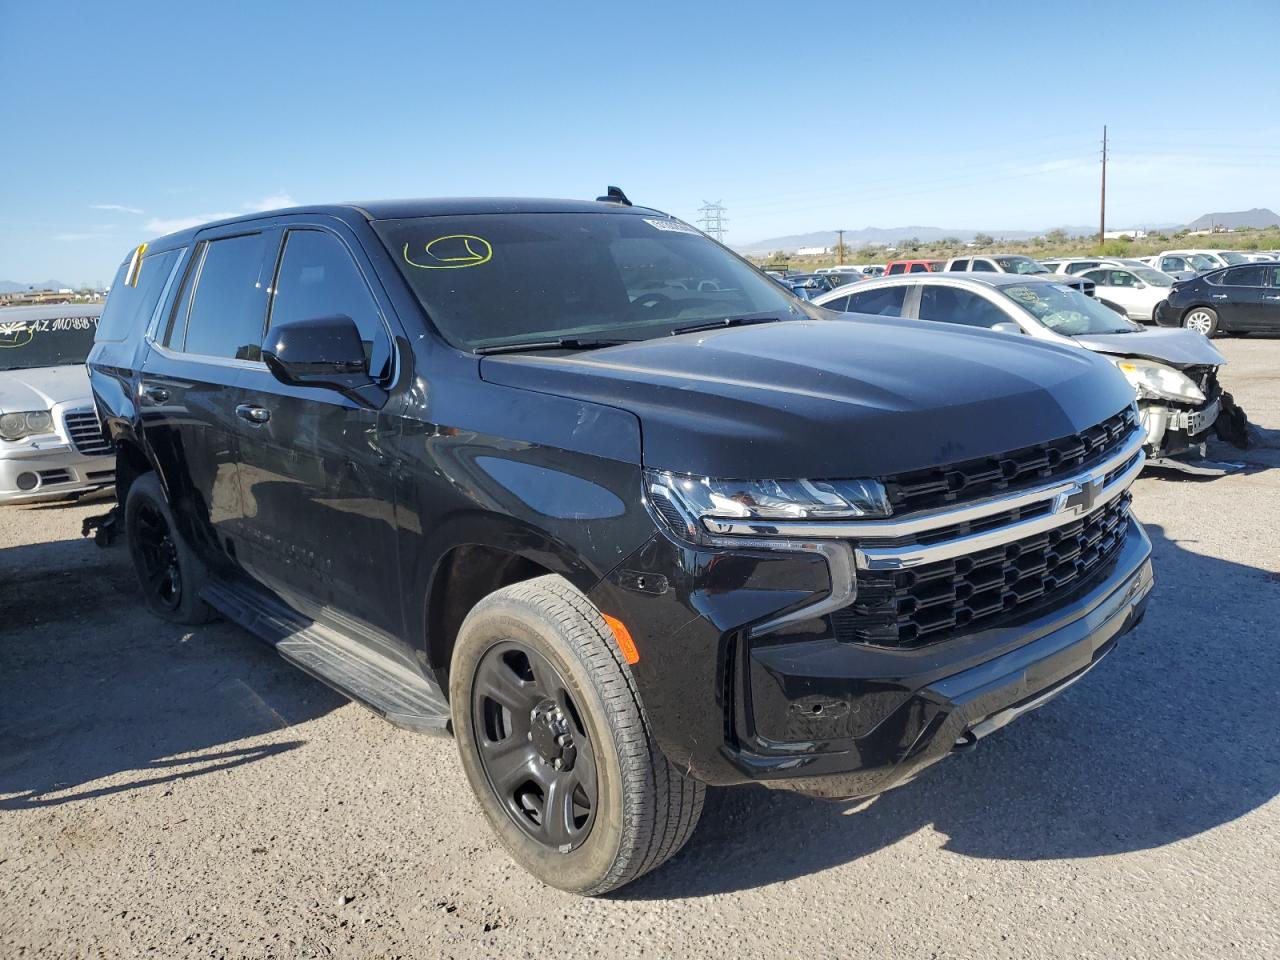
[
  {"x1": 1133, "y1": 281, "x2": 1146, "y2": 289},
  {"x1": 990, "y1": 321, "x2": 1023, "y2": 335},
  {"x1": 262, "y1": 314, "x2": 387, "y2": 408}
]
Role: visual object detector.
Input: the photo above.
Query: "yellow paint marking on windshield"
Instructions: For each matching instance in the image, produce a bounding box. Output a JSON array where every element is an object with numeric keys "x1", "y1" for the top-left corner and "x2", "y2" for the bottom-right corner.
[
  {"x1": 403, "y1": 234, "x2": 493, "y2": 270},
  {"x1": 0, "y1": 321, "x2": 34, "y2": 348},
  {"x1": 125, "y1": 242, "x2": 149, "y2": 287}
]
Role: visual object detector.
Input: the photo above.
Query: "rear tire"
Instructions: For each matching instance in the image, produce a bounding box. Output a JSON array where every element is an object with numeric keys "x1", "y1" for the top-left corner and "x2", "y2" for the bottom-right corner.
[
  {"x1": 124, "y1": 472, "x2": 215, "y2": 624},
  {"x1": 450, "y1": 574, "x2": 704, "y2": 895},
  {"x1": 1182, "y1": 307, "x2": 1218, "y2": 337}
]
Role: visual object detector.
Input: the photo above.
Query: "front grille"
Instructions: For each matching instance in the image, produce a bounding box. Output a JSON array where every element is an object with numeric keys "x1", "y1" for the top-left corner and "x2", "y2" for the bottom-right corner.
[
  {"x1": 883, "y1": 406, "x2": 1137, "y2": 515},
  {"x1": 63, "y1": 411, "x2": 112, "y2": 456},
  {"x1": 834, "y1": 492, "x2": 1132, "y2": 649}
]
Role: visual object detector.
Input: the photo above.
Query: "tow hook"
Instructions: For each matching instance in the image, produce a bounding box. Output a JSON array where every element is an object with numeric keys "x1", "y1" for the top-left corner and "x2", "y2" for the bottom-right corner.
[{"x1": 82, "y1": 506, "x2": 120, "y2": 547}]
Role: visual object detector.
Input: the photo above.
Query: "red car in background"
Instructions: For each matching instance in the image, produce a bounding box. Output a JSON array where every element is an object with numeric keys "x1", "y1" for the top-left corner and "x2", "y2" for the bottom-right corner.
[{"x1": 884, "y1": 258, "x2": 945, "y2": 275}]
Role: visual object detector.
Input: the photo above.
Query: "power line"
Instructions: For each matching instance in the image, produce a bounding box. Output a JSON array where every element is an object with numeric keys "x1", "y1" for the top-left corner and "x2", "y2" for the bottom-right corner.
[
  {"x1": 1099, "y1": 124, "x2": 1108, "y2": 243},
  {"x1": 697, "y1": 201, "x2": 728, "y2": 243}
]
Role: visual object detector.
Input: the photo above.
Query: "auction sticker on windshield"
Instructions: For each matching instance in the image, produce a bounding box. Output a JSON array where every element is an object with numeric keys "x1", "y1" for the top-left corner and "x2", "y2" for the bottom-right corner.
[{"x1": 642, "y1": 218, "x2": 702, "y2": 236}]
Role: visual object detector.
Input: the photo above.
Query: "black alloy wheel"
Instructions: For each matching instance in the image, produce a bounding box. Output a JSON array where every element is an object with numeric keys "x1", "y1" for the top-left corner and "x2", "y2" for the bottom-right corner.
[
  {"x1": 133, "y1": 500, "x2": 183, "y2": 613},
  {"x1": 472, "y1": 641, "x2": 598, "y2": 852}
]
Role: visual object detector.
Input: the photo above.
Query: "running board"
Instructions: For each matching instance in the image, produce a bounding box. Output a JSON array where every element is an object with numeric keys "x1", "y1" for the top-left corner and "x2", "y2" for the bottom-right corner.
[{"x1": 201, "y1": 581, "x2": 450, "y2": 735}]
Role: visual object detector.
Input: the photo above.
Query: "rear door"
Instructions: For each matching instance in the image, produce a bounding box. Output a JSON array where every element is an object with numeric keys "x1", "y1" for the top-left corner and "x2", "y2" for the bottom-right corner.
[
  {"x1": 1212, "y1": 265, "x2": 1267, "y2": 329},
  {"x1": 233, "y1": 220, "x2": 407, "y2": 654},
  {"x1": 139, "y1": 228, "x2": 273, "y2": 572}
]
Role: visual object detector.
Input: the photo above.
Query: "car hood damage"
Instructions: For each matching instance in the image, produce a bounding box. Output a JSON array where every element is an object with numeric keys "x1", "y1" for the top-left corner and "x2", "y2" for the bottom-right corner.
[
  {"x1": 480, "y1": 317, "x2": 1136, "y2": 479},
  {"x1": 1073, "y1": 328, "x2": 1226, "y2": 368}
]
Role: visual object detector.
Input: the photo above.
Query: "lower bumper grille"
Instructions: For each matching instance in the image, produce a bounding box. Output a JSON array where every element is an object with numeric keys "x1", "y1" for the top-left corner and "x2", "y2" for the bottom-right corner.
[{"x1": 835, "y1": 493, "x2": 1133, "y2": 648}]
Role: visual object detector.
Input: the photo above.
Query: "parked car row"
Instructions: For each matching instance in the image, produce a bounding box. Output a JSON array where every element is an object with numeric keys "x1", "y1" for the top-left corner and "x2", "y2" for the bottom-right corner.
[{"x1": 61, "y1": 192, "x2": 1168, "y2": 896}]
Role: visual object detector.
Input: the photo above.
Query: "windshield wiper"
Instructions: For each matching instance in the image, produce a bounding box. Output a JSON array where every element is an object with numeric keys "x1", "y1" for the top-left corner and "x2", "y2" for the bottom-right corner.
[
  {"x1": 670, "y1": 314, "x2": 784, "y2": 336},
  {"x1": 473, "y1": 337, "x2": 633, "y2": 356}
]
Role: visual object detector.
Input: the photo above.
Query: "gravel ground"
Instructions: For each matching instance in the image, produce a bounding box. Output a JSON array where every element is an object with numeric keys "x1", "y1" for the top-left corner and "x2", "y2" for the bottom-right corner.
[{"x1": 2, "y1": 339, "x2": 1278, "y2": 960}]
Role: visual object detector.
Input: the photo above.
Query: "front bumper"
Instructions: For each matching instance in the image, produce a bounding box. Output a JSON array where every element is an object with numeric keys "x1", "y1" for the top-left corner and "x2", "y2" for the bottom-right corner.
[
  {"x1": 0, "y1": 442, "x2": 115, "y2": 504},
  {"x1": 1141, "y1": 396, "x2": 1220, "y2": 459},
  {"x1": 1153, "y1": 299, "x2": 1178, "y2": 327}
]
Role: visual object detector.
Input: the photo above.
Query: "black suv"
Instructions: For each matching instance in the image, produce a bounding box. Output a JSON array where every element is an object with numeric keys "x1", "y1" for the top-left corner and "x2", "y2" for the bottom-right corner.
[{"x1": 89, "y1": 196, "x2": 1153, "y2": 894}]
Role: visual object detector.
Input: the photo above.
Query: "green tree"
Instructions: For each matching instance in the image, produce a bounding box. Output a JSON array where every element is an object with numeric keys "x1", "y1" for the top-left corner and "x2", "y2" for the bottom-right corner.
[{"x1": 973, "y1": 233, "x2": 994, "y2": 247}]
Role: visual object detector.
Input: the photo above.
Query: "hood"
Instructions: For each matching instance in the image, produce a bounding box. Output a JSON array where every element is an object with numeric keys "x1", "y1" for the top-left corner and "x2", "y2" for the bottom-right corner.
[
  {"x1": 1072, "y1": 328, "x2": 1225, "y2": 368},
  {"x1": 479, "y1": 317, "x2": 1136, "y2": 479},
  {"x1": 0, "y1": 364, "x2": 93, "y2": 414}
]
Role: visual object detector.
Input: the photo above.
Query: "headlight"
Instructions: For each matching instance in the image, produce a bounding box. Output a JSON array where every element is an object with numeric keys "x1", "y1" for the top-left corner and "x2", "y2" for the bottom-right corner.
[
  {"x1": 1109, "y1": 358, "x2": 1205, "y2": 404},
  {"x1": 0, "y1": 410, "x2": 54, "y2": 441},
  {"x1": 646, "y1": 469, "x2": 890, "y2": 541}
]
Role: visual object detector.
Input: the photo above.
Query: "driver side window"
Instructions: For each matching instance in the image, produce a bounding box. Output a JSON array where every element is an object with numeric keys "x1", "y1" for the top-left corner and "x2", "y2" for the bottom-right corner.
[
  {"x1": 917, "y1": 286, "x2": 1008, "y2": 328},
  {"x1": 269, "y1": 229, "x2": 392, "y2": 380}
]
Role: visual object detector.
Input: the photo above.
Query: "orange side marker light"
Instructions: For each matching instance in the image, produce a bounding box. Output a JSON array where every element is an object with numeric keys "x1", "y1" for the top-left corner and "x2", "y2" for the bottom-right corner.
[{"x1": 602, "y1": 613, "x2": 640, "y2": 665}]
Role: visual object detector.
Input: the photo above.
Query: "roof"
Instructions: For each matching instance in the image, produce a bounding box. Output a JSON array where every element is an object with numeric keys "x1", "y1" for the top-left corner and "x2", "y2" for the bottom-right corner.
[
  {"x1": 0, "y1": 302, "x2": 103, "y2": 319},
  {"x1": 146, "y1": 197, "x2": 668, "y2": 247}
]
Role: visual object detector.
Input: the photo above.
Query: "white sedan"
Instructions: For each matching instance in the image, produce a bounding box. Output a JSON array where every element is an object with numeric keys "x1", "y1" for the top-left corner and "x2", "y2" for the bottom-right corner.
[{"x1": 1078, "y1": 265, "x2": 1177, "y2": 323}]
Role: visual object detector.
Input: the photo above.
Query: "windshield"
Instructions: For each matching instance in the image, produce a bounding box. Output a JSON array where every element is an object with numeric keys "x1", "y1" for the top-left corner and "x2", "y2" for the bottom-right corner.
[
  {"x1": 1132, "y1": 268, "x2": 1174, "y2": 287},
  {"x1": 0, "y1": 311, "x2": 100, "y2": 370},
  {"x1": 1218, "y1": 252, "x2": 1249, "y2": 265},
  {"x1": 1000, "y1": 283, "x2": 1138, "y2": 336},
  {"x1": 994, "y1": 256, "x2": 1050, "y2": 275},
  {"x1": 373, "y1": 213, "x2": 808, "y2": 350},
  {"x1": 1187, "y1": 254, "x2": 1217, "y2": 271}
]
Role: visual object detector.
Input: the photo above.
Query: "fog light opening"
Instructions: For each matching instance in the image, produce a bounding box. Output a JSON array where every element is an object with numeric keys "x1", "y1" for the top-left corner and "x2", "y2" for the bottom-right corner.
[{"x1": 15, "y1": 471, "x2": 39, "y2": 492}]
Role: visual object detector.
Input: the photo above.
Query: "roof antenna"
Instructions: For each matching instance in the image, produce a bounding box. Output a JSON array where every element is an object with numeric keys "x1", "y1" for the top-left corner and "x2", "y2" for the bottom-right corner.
[{"x1": 597, "y1": 185, "x2": 632, "y2": 206}]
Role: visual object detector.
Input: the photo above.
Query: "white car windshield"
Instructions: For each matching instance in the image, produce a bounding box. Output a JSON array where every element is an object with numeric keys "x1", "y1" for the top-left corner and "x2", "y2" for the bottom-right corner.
[
  {"x1": 993, "y1": 256, "x2": 1051, "y2": 275},
  {"x1": 1218, "y1": 252, "x2": 1250, "y2": 265},
  {"x1": 1132, "y1": 268, "x2": 1174, "y2": 287},
  {"x1": 1188, "y1": 254, "x2": 1218, "y2": 270},
  {"x1": 1001, "y1": 283, "x2": 1139, "y2": 336}
]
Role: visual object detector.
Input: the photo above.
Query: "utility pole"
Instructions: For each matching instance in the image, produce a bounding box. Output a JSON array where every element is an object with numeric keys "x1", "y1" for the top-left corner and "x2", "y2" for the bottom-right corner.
[
  {"x1": 1099, "y1": 125, "x2": 1108, "y2": 245},
  {"x1": 697, "y1": 201, "x2": 728, "y2": 244},
  {"x1": 835, "y1": 229, "x2": 846, "y2": 264}
]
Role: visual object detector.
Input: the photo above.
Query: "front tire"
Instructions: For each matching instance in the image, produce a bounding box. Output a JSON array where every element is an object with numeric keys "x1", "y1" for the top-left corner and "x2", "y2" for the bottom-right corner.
[
  {"x1": 1183, "y1": 306, "x2": 1218, "y2": 337},
  {"x1": 450, "y1": 574, "x2": 703, "y2": 895},
  {"x1": 124, "y1": 472, "x2": 215, "y2": 624}
]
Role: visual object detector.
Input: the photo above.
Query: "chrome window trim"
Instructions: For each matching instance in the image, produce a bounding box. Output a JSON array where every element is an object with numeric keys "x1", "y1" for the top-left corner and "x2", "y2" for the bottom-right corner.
[{"x1": 702, "y1": 427, "x2": 1145, "y2": 573}]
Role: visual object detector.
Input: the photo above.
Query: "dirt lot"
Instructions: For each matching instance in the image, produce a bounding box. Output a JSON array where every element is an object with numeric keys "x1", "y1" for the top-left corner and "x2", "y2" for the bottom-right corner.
[{"x1": 3, "y1": 339, "x2": 1278, "y2": 960}]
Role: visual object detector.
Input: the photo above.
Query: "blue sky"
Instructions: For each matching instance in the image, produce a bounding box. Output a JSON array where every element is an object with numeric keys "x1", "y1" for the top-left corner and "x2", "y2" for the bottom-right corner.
[{"x1": 3, "y1": 0, "x2": 1277, "y2": 285}]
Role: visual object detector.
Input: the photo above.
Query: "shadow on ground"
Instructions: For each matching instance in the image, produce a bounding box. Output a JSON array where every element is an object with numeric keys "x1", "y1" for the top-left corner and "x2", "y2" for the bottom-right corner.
[
  {"x1": 621, "y1": 521, "x2": 1280, "y2": 898},
  {"x1": 0, "y1": 528, "x2": 344, "y2": 810}
]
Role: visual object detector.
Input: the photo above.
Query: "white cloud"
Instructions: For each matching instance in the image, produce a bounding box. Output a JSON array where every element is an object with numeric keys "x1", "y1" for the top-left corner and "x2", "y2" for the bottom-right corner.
[
  {"x1": 244, "y1": 193, "x2": 297, "y2": 211},
  {"x1": 90, "y1": 203, "x2": 144, "y2": 215},
  {"x1": 142, "y1": 193, "x2": 297, "y2": 236}
]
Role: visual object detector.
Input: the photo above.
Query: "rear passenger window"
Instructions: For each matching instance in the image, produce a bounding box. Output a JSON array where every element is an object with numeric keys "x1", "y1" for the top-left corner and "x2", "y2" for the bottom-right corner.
[
  {"x1": 96, "y1": 249, "x2": 181, "y2": 342},
  {"x1": 950, "y1": 259, "x2": 970, "y2": 271},
  {"x1": 885, "y1": 263, "x2": 904, "y2": 275},
  {"x1": 845, "y1": 286, "x2": 907, "y2": 317},
  {"x1": 918, "y1": 286, "x2": 1008, "y2": 328},
  {"x1": 1219, "y1": 265, "x2": 1265, "y2": 287},
  {"x1": 172, "y1": 233, "x2": 269, "y2": 360},
  {"x1": 268, "y1": 230, "x2": 392, "y2": 379},
  {"x1": 970, "y1": 259, "x2": 997, "y2": 272},
  {"x1": 821, "y1": 295, "x2": 851, "y2": 312},
  {"x1": 908, "y1": 263, "x2": 928, "y2": 273}
]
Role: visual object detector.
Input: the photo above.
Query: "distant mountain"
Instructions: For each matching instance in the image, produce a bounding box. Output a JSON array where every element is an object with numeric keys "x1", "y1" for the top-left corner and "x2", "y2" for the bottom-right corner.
[
  {"x1": 0, "y1": 279, "x2": 76, "y2": 294},
  {"x1": 1185, "y1": 208, "x2": 1280, "y2": 231},
  {"x1": 733, "y1": 225, "x2": 1095, "y2": 255}
]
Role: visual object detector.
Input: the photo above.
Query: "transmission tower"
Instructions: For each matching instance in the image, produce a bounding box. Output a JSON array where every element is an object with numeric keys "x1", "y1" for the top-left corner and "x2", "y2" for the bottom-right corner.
[{"x1": 697, "y1": 200, "x2": 729, "y2": 243}]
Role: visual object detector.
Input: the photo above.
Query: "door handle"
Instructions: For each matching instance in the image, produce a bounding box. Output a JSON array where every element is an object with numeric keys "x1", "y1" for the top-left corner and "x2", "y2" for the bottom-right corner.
[
  {"x1": 1211, "y1": 294, "x2": 1227, "y2": 299},
  {"x1": 1265, "y1": 295, "x2": 1280, "y2": 301},
  {"x1": 235, "y1": 404, "x2": 272, "y2": 424},
  {"x1": 140, "y1": 385, "x2": 170, "y2": 404}
]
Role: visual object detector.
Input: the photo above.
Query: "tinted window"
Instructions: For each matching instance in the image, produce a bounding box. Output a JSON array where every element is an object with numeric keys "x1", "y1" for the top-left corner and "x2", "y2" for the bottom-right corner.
[
  {"x1": 845, "y1": 286, "x2": 907, "y2": 317},
  {"x1": 885, "y1": 263, "x2": 905, "y2": 275},
  {"x1": 821, "y1": 295, "x2": 851, "y2": 312},
  {"x1": 970, "y1": 259, "x2": 997, "y2": 272},
  {"x1": 96, "y1": 249, "x2": 181, "y2": 342},
  {"x1": 950, "y1": 258, "x2": 970, "y2": 270},
  {"x1": 908, "y1": 263, "x2": 929, "y2": 273},
  {"x1": 177, "y1": 234, "x2": 268, "y2": 360},
  {"x1": 269, "y1": 230, "x2": 391, "y2": 379},
  {"x1": 1219, "y1": 265, "x2": 1266, "y2": 287},
  {"x1": 918, "y1": 286, "x2": 1009, "y2": 328},
  {"x1": 0, "y1": 308, "x2": 100, "y2": 370},
  {"x1": 1269, "y1": 266, "x2": 1280, "y2": 288}
]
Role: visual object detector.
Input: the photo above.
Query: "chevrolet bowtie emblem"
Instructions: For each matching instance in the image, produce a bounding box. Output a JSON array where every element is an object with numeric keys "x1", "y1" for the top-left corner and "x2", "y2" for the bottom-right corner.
[{"x1": 1060, "y1": 477, "x2": 1104, "y2": 515}]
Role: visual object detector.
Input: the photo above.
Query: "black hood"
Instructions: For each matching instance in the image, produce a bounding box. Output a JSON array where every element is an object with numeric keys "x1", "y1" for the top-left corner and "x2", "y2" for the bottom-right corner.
[{"x1": 479, "y1": 317, "x2": 1135, "y2": 479}]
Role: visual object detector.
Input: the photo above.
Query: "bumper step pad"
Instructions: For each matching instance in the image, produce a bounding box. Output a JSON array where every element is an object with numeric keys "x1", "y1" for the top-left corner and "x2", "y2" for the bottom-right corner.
[{"x1": 202, "y1": 582, "x2": 450, "y2": 734}]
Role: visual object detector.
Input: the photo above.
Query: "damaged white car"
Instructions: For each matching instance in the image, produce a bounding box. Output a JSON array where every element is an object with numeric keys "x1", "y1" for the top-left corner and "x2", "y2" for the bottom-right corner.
[
  {"x1": 0, "y1": 303, "x2": 114, "y2": 504},
  {"x1": 813, "y1": 273, "x2": 1245, "y2": 465}
]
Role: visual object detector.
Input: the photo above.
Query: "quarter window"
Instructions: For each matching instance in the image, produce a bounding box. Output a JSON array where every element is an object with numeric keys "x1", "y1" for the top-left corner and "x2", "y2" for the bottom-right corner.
[
  {"x1": 173, "y1": 233, "x2": 269, "y2": 360},
  {"x1": 821, "y1": 294, "x2": 851, "y2": 312},
  {"x1": 917, "y1": 286, "x2": 1008, "y2": 328},
  {"x1": 950, "y1": 258, "x2": 970, "y2": 271},
  {"x1": 268, "y1": 229, "x2": 392, "y2": 379},
  {"x1": 845, "y1": 286, "x2": 907, "y2": 317},
  {"x1": 97, "y1": 249, "x2": 181, "y2": 342},
  {"x1": 970, "y1": 259, "x2": 997, "y2": 272}
]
